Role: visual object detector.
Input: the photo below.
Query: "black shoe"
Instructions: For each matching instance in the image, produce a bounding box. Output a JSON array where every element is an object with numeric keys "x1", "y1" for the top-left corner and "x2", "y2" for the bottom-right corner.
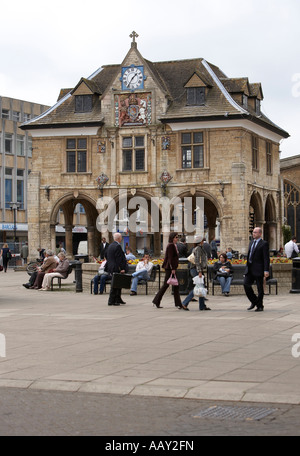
[
  {"x1": 130, "y1": 291, "x2": 137, "y2": 296},
  {"x1": 200, "y1": 306, "x2": 211, "y2": 311},
  {"x1": 247, "y1": 303, "x2": 256, "y2": 311},
  {"x1": 117, "y1": 300, "x2": 126, "y2": 304},
  {"x1": 182, "y1": 305, "x2": 189, "y2": 311},
  {"x1": 255, "y1": 306, "x2": 264, "y2": 312},
  {"x1": 23, "y1": 284, "x2": 30, "y2": 289}
]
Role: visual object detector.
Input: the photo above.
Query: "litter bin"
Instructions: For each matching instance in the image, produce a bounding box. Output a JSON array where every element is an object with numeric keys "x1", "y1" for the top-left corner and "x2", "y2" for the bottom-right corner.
[
  {"x1": 173, "y1": 258, "x2": 193, "y2": 295},
  {"x1": 74, "y1": 254, "x2": 89, "y2": 263},
  {"x1": 69, "y1": 260, "x2": 83, "y2": 292},
  {"x1": 290, "y1": 258, "x2": 300, "y2": 294}
]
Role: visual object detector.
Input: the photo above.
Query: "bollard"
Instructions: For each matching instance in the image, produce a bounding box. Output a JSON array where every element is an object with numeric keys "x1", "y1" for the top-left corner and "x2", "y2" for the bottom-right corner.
[{"x1": 290, "y1": 257, "x2": 300, "y2": 294}]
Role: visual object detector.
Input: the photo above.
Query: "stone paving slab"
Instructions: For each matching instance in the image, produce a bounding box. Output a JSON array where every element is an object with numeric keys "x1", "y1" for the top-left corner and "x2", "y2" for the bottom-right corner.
[{"x1": 1, "y1": 270, "x2": 300, "y2": 405}]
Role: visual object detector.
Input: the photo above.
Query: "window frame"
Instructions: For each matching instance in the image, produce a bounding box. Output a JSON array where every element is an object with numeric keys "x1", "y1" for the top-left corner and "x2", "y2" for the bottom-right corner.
[
  {"x1": 66, "y1": 138, "x2": 87, "y2": 173},
  {"x1": 1, "y1": 109, "x2": 10, "y2": 119},
  {"x1": 186, "y1": 87, "x2": 205, "y2": 106},
  {"x1": 16, "y1": 135, "x2": 25, "y2": 156},
  {"x1": 75, "y1": 95, "x2": 93, "y2": 113},
  {"x1": 266, "y1": 141, "x2": 272, "y2": 175},
  {"x1": 252, "y1": 135, "x2": 259, "y2": 171},
  {"x1": 181, "y1": 131, "x2": 204, "y2": 169},
  {"x1": 5, "y1": 133, "x2": 13, "y2": 154},
  {"x1": 122, "y1": 135, "x2": 145, "y2": 172}
]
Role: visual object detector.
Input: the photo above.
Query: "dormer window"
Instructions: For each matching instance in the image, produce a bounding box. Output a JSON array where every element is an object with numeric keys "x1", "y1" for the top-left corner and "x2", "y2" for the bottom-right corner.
[
  {"x1": 187, "y1": 87, "x2": 205, "y2": 106},
  {"x1": 75, "y1": 95, "x2": 92, "y2": 112},
  {"x1": 243, "y1": 94, "x2": 248, "y2": 108},
  {"x1": 256, "y1": 99, "x2": 261, "y2": 115}
]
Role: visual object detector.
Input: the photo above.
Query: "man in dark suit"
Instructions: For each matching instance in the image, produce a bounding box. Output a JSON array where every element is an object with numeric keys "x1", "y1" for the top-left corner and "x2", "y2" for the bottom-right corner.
[
  {"x1": 244, "y1": 227, "x2": 270, "y2": 312},
  {"x1": 99, "y1": 237, "x2": 109, "y2": 260},
  {"x1": 105, "y1": 232, "x2": 128, "y2": 306}
]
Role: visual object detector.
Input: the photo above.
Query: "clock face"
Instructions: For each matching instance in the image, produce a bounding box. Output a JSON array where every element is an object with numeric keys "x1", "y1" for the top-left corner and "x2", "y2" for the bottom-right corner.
[{"x1": 122, "y1": 66, "x2": 144, "y2": 90}]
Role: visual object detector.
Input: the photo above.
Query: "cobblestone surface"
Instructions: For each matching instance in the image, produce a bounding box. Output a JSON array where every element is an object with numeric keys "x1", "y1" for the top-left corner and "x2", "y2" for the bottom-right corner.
[{"x1": 0, "y1": 388, "x2": 299, "y2": 436}]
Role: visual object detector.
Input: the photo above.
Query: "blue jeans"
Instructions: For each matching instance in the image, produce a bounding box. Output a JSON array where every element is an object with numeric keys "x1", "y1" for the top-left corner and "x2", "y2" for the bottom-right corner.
[
  {"x1": 182, "y1": 289, "x2": 205, "y2": 310},
  {"x1": 93, "y1": 273, "x2": 111, "y2": 294},
  {"x1": 217, "y1": 275, "x2": 232, "y2": 293},
  {"x1": 131, "y1": 270, "x2": 150, "y2": 292}
]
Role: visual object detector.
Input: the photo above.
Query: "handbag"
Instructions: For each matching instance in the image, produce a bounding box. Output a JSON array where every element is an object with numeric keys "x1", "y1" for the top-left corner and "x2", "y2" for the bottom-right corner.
[
  {"x1": 167, "y1": 273, "x2": 178, "y2": 286},
  {"x1": 187, "y1": 252, "x2": 195, "y2": 264}
]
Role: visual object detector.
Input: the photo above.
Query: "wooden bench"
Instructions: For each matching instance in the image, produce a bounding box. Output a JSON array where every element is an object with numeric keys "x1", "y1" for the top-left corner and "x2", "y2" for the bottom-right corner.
[
  {"x1": 50, "y1": 265, "x2": 74, "y2": 291},
  {"x1": 208, "y1": 264, "x2": 278, "y2": 295},
  {"x1": 90, "y1": 264, "x2": 160, "y2": 295}
]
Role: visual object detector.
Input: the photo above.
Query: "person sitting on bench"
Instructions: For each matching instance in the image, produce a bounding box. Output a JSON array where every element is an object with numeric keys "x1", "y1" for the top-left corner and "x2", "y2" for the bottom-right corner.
[{"x1": 130, "y1": 254, "x2": 154, "y2": 296}]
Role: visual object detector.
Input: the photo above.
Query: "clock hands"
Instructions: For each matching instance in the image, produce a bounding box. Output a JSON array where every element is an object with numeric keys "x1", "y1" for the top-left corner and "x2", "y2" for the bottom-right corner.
[{"x1": 126, "y1": 72, "x2": 138, "y2": 87}]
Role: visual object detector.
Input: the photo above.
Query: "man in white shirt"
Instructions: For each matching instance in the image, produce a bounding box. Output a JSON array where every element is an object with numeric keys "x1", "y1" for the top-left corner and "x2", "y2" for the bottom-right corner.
[
  {"x1": 130, "y1": 254, "x2": 153, "y2": 295},
  {"x1": 285, "y1": 236, "x2": 299, "y2": 258}
]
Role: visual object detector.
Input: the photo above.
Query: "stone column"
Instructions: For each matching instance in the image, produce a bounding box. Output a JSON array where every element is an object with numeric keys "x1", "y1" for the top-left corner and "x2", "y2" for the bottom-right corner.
[
  {"x1": 50, "y1": 224, "x2": 56, "y2": 253},
  {"x1": 27, "y1": 172, "x2": 40, "y2": 261},
  {"x1": 87, "y1": 225, "x2": 95, "y2": 259},
  {"x1": 64, "y1": 224, "x2": 73, "y2": 257}
]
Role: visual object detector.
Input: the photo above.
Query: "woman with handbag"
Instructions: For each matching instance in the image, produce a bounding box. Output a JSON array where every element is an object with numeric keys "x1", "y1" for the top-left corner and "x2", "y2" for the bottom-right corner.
[
  {"x1": 152, "y1": 232, "x2": 182, "y2": 309},
  {"x1": 213, "y1": 252, "x2": 233, "y2": 296}
]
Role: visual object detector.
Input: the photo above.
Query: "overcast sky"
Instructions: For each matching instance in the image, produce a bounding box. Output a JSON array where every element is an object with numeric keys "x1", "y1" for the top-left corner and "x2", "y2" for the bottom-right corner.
[{"x1": 1, "y1": 0, "x2": 299, "y2": 158}]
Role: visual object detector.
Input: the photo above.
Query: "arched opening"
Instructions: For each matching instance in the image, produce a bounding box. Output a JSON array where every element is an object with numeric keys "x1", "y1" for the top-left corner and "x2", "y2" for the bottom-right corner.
[
  {"x1": 264, "y1": 194, "x2": 277, "y2": 250},
  {"x1": 50, "y1": 193, "x2": 100, "y2": 258},
  {"x1": 249, "y1": 192, "x2": 263, "y2": 240}
]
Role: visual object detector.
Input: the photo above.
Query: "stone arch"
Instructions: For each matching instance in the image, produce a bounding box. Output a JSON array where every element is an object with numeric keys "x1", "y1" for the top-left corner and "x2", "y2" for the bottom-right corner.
[
  {"x1": 170, "y1": 189, "x2": 222, "y2": 248},
  {"x1": 249, "y1": 191, "x2": 264, "y2": 232},
  {"x1": 50, "y1": 192, "x2": 99, "y2": 257}
]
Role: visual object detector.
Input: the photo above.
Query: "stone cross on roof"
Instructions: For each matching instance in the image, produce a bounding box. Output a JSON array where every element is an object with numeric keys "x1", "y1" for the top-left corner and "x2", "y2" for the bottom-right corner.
[{"x1": 130, "y1": 31, "x2": 139, "y2": 47}]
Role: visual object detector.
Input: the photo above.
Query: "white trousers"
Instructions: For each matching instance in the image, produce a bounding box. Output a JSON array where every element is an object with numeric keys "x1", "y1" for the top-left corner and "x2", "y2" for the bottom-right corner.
[{"x1": 42, "y1": 272, "x2": 64, "y2": 289}]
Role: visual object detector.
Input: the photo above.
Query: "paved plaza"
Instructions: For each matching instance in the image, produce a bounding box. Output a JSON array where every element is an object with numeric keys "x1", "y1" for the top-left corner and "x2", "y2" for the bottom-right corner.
[{"x1": 0, "y1": 269, "x2": 300, "y2": 435}]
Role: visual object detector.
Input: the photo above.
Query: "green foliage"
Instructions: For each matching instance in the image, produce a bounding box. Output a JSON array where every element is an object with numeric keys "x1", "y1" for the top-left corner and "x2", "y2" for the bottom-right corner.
[{"x1": 282, "y1": 224, "x2": 292, "y2": 245}]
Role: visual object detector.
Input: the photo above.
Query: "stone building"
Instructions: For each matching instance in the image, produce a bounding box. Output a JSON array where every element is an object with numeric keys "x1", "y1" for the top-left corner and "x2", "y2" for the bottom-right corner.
[
  {"x1": 21, "y1": 33, "x2": 289, "y2": 259},
  {"x1": 0, "y1": 96, "x2": 49, "y2": 247},
  {"x1": 280, "y1": 154, "x2": 300, "y2": 240}
]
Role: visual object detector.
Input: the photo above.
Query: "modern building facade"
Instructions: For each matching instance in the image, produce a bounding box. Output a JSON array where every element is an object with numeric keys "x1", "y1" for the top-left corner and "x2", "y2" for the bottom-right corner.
[
  {"x1": 0, "y1": 96, "x2": 49, "y2": 249},
  {"x1": 21, "y1": 33, "x2": 289, "y2": 259}
]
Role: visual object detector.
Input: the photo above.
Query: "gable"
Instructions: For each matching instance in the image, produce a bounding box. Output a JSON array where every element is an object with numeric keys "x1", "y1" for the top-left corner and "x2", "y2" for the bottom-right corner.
[{"x1": 184, "y1": 73, "x2": 208, "y2": 88}]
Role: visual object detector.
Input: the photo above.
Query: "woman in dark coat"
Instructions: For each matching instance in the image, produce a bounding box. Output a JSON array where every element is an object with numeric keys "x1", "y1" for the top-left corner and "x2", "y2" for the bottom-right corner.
[
  {"x1": 152, "y1": 232, "x2": 182, "y2": 309},
  {"x1": 0, "y1": 243, "x2": 11, "y2": 272},
  {"x1": 213, "y1": 252, "x2": 234, "y2": 296}
]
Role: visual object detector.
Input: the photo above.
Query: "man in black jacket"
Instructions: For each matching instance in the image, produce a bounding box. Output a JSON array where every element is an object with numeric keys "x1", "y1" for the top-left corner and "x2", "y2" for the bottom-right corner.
[
  {"x1": 105, "y1": 233, "x2": 128, "y2": 306},
  {"x1": 244, "y1": 227, "x2": 270, "y2": 312},
  {"x1": 99, "y1": 237, "x2": 109, "y2": 260}
]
